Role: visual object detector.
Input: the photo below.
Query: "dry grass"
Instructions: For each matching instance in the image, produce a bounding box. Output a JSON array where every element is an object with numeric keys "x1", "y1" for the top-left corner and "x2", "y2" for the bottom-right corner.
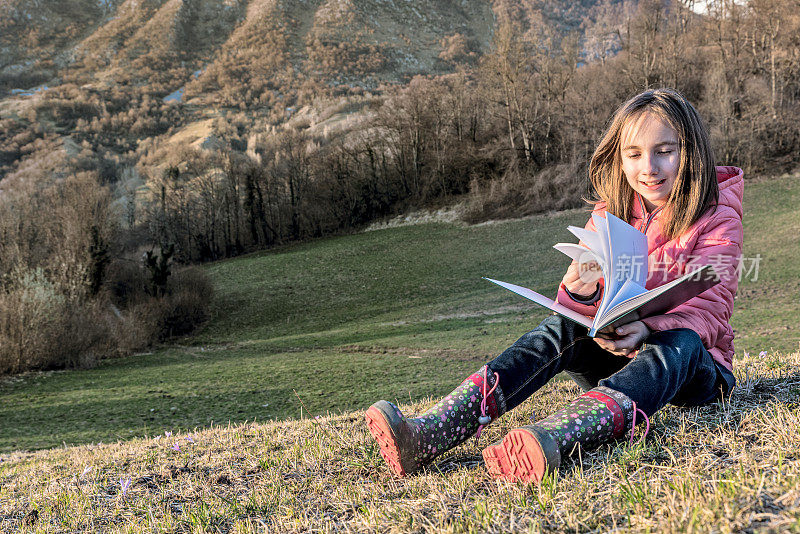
[{"x1": 1, "y1": 352, "x2": 798, "y2": 532}]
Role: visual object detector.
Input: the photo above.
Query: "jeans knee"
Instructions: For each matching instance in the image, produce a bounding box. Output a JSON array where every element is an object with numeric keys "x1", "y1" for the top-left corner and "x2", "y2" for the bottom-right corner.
[
  {"x1": 513, "y1": 314, "x2": 585, "y2": 349},
  {"x1": 639, "y1": 328, "x2": 704, "y2": 371},
  {"x1": 541, "y1": 313, "x2": 586, "y2": 337},
  {"x1": 647, "y1": 328, "x2": 702, "y2": 353}
]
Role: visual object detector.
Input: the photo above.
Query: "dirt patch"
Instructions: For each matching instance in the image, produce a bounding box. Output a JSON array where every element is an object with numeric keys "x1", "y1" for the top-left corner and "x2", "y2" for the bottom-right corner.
[
  {"x1": 364, "y1": 204, "x2": 466, "y2": 231},
  {"x1": 338, "y1": 344, "x2": 484, "y2": 361}
]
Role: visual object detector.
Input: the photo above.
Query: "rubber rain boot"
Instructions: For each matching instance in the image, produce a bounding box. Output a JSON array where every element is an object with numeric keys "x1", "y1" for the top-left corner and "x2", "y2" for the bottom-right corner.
[
  {"x1": 365, "y1": 365, "x2": 504, "y2": 476},
  {"x1": 482, "y1": 386, "x2": 636, "y2": 483}
]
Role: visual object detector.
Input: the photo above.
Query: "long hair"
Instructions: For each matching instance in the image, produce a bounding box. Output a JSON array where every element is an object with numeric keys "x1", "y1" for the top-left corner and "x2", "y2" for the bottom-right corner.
[{"x1": 588, "y1": 88, "x2": 718, "y2": 240}]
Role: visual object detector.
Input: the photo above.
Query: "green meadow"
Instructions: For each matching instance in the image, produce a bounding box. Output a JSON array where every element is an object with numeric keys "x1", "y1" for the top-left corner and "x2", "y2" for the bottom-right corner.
[{"x1": 1, "y1": 174, "x2": 798, "y2": 452}]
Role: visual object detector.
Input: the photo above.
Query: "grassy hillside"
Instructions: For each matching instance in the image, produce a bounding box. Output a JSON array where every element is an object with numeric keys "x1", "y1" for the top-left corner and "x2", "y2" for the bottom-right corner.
[
  {"x1": 0, "y1": 173, "x2": 798, "y2": 455},
  {"x1": 0, "y1": 352, "x2": 797, "y2": 532},
  {"x1": 0, "y1": 174, "x2": 798, "y2": 531}
]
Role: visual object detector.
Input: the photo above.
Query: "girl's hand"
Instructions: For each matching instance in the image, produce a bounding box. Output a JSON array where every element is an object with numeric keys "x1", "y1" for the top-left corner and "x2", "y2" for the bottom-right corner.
[
  {"x1": 561, "y1": 260, "x2": 602, "y2": 298},
  {"x1": 593, "y1": 321, "x2": 650, "y2": 357}
]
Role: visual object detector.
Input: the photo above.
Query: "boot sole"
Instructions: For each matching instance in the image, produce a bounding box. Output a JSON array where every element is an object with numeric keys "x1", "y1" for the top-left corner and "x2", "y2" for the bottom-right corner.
[
  {"x1": 365, "y1": 402, "x2": 410, "y2": 477},
  {"x1": 482, "y1": 426, "x2": 559, "y2": 484}
]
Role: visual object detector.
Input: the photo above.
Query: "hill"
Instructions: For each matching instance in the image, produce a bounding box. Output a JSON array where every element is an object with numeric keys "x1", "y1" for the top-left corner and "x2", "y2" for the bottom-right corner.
[
  {"x1": 2, "y1": 0, "x2": 618, "y2": 95},
  {"x1": 0, "y1": 351, "x2": 797, "y2": 531},
  {"x1": 0, "y1": 161, "x2": 797, "y2": 531},
  {"x1": 0, "y1": 172, "x2": 797, "y2": 452},
  {"x1": 2, "y1": 0, "x2": 499, "y2": 96}
]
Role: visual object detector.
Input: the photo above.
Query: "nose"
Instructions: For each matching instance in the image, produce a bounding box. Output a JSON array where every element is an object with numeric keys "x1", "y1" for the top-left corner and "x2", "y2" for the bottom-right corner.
[{"x1": 642, "y1": 153, "x2": 658, "y2": 175}]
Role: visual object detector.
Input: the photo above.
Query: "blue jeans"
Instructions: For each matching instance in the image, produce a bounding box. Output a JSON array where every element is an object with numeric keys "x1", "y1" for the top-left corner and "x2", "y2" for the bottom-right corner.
[{"x1": 488, "y1": 314, "x2": 736, "y2": 416}]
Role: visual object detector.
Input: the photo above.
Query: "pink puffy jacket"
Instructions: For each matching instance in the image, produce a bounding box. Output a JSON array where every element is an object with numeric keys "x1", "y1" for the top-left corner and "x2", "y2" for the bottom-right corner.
[{"x1": 555, "y1": 166, "x2": 744, "y2": 370}]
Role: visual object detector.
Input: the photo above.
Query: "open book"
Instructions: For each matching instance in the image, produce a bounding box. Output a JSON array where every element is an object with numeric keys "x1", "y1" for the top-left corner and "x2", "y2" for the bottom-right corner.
[{"x1": 485, "y1": 213, "x2": 720, "y2": 337}]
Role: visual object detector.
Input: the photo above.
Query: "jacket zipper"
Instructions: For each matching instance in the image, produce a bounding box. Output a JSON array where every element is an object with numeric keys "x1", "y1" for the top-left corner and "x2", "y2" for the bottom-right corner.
[{"x1": 637, "y1": 192, "x2": 663, "y2": 234}]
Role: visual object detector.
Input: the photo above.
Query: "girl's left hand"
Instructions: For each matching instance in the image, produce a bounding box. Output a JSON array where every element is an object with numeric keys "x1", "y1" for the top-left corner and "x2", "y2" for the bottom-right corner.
[{"x1": 593, "y1": 321, "x2": 650, "y2": 357}]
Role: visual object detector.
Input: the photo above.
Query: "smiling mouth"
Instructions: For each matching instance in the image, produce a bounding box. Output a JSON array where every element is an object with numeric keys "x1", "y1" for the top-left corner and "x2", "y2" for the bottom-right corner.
[{"x1": 640, "y1": 179, "x2": 666, "y2": 187}]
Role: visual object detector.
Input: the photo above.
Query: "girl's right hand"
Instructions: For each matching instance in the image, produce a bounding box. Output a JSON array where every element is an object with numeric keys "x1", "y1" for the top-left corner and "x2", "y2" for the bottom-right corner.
[{"x1": 561, "y1": 260, "x2": 602, "y2": 298}]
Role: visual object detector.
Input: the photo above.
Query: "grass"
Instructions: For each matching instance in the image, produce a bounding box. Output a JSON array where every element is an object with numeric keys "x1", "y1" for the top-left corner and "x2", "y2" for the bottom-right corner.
[
  {"x1": 1, "y1": 174, "x2": 799, "y2": 453},
  {"x1": 0, "y1": 352, "x2": 798, "y2": 532},
  {"x1": 0, "y1": 208, "x2": 580, "y2": 452}
]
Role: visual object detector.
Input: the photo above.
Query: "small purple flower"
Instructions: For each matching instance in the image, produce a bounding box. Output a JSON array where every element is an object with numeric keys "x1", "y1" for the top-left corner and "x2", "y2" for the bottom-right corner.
[
  {"x1": 172, "y1": 443, "x2": 181, "y2": 451},
  {"x1": 185, "y1": 435, "x2": 194, "y2": 443},
  {"x1": 120, "y1": 477, "x2": 131, "y2": 496},
  {"x1": 164, "y1": 431, "x2": 172, "y2": 437},
  {"x1": 759, "y1": 350, "x2": 767, "y2": 357}
]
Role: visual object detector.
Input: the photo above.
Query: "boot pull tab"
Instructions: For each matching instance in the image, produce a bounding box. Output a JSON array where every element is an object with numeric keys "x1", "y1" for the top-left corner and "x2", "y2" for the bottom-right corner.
[
  {"x1": 474, "y1": 366, "x2": 500, "y2": 444},
  {"x1": 629, "y1": 402, "x2": 650, "y2": 446}
]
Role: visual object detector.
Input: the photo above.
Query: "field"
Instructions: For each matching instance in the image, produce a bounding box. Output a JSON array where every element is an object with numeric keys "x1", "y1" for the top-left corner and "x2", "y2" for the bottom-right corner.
[{"x1": 1, "y1": 174, "x2": 799, "y2": 531}]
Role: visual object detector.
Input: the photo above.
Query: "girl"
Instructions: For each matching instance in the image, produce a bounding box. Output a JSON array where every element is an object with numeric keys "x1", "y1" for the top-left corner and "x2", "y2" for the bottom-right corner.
[{"x1": 365, "y1": 88, "x2": 743, "y2": 483}]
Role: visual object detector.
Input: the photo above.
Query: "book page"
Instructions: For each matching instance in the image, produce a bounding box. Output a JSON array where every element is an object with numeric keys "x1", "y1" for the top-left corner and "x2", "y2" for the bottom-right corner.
[
  {"x1": 483, "y1": 278, "x2": 593, "y2": 328},
  {"x1": 566, "y1": 226, "x2": 606, "y2": 267},
  {"x1": 593, "y1": 213, "x2": 648, "y2": 323},
  {"x1": 590, "y1": 214, "x2": 612, "y2": 269},
  {"x1": 591, "y1": 214, "x2": 615, "y2": 323},
  {"x1": 553, "y1": 243, "x2": 604, "y2": 268},
  {"x1": 597, "y1": 278, "x2": 646, "y2": 320},
  {"x1": 605, "y1": 213, "x2": 648, "y2": 287}
]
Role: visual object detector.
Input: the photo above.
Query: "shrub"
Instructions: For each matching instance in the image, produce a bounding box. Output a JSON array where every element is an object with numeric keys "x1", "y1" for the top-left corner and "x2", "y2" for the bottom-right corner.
[
  {"x1": 51, "y1": 299, "x2": 113, "y2": 369},
  {"x1": 0, "y1": 269, "x2": 112, "y2": 374},
  {"x1": 105, "y1": 263, "x2": 213, "y2": 349},
  {"x1": 154, "y1": 266, "x2": 213, "y2": 340},
  {"x1": 0, "y1": 244, "x2": 212, "y2": 375},
  {"x1": 462, "y1": 160, "x2": 588, "y2": 224},
  {"x1": 0, "y1": 269, "x2": 65, "y2": 374},
  {"x1": 105, "y1": 259, "x2": 150, "y2": 308}
]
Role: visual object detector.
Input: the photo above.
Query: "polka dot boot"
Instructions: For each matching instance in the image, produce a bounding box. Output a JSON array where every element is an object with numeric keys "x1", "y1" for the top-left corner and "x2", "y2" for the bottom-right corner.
[
  {"x1": 482, "y1": 386, "x2": 635, "y2": 484},
  {"x1": 365, "y1": 365, "x2": 506, "y2": 477}
]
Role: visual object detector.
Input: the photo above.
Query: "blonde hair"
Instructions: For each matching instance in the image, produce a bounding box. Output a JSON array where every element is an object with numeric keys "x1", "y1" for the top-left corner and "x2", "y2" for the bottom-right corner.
[{"x1": 588, "y1": 88, "x2": 718, "y2": 240}]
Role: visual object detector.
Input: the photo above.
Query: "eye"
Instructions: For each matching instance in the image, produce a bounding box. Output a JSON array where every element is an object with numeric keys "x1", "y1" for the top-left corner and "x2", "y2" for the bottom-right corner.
[
  {"x1": 657, "y1": 149, "x2": 673, "y2": 155},
  {"x1": 624, "y1": 152, "x2": 640, "y2": 159}
]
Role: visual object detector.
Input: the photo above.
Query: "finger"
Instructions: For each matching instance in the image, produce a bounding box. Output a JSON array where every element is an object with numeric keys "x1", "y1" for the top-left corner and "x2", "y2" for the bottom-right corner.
[
  {"x1": 608, "y1": 336, "x2": 636, "y2": 351},
  {"x1": 563, "y1": 263, "x2": 580, "y2": 281},
  {"x1": 596, "y1": 332, "x2": 617, "y2": 341},
  {"x1": 594, "y1": 337, "x2": 618, "y2": 352},
  {"x1": 615, "y1": 325, "x2": 634, "y2": 336},
  {"x1": 562, "y1": 271, "x2": 580, "y2": 285}
]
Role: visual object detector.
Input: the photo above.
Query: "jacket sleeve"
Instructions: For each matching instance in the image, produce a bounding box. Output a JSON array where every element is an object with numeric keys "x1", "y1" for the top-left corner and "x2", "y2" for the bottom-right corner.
[
  {"x1": 640, "y1": 214, "x2": 743, "y2": 350},
  {"x1": 555, "y1": 279, "x2": 604, "y2": 317},
  {"x1": 553, "y1": 212, "x2": 604, "y2": 318}
]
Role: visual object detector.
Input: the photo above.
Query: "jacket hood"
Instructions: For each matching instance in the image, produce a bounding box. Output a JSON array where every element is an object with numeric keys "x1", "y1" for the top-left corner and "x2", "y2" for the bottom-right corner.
[{"x1": 715, "y1": 165, "x2": 744, "y2": 220}]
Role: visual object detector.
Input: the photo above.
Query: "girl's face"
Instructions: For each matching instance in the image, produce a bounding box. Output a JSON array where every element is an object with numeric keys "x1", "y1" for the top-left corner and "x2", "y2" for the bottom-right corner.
[{"x1": 620, "y1": 112, "x2": 681, "y2": 212}]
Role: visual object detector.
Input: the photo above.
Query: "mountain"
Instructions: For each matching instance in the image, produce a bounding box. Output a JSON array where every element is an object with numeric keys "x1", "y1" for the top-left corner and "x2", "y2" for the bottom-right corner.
[
  {"x1": 0, "y1": 0, "x2": 124, "y2": 88},
  {"x1": 0, "y1": 0, "x2": 625, "y2": 185},
  {"x1": 1, "y1": 0, "x2": 502, "y2": 98}
]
